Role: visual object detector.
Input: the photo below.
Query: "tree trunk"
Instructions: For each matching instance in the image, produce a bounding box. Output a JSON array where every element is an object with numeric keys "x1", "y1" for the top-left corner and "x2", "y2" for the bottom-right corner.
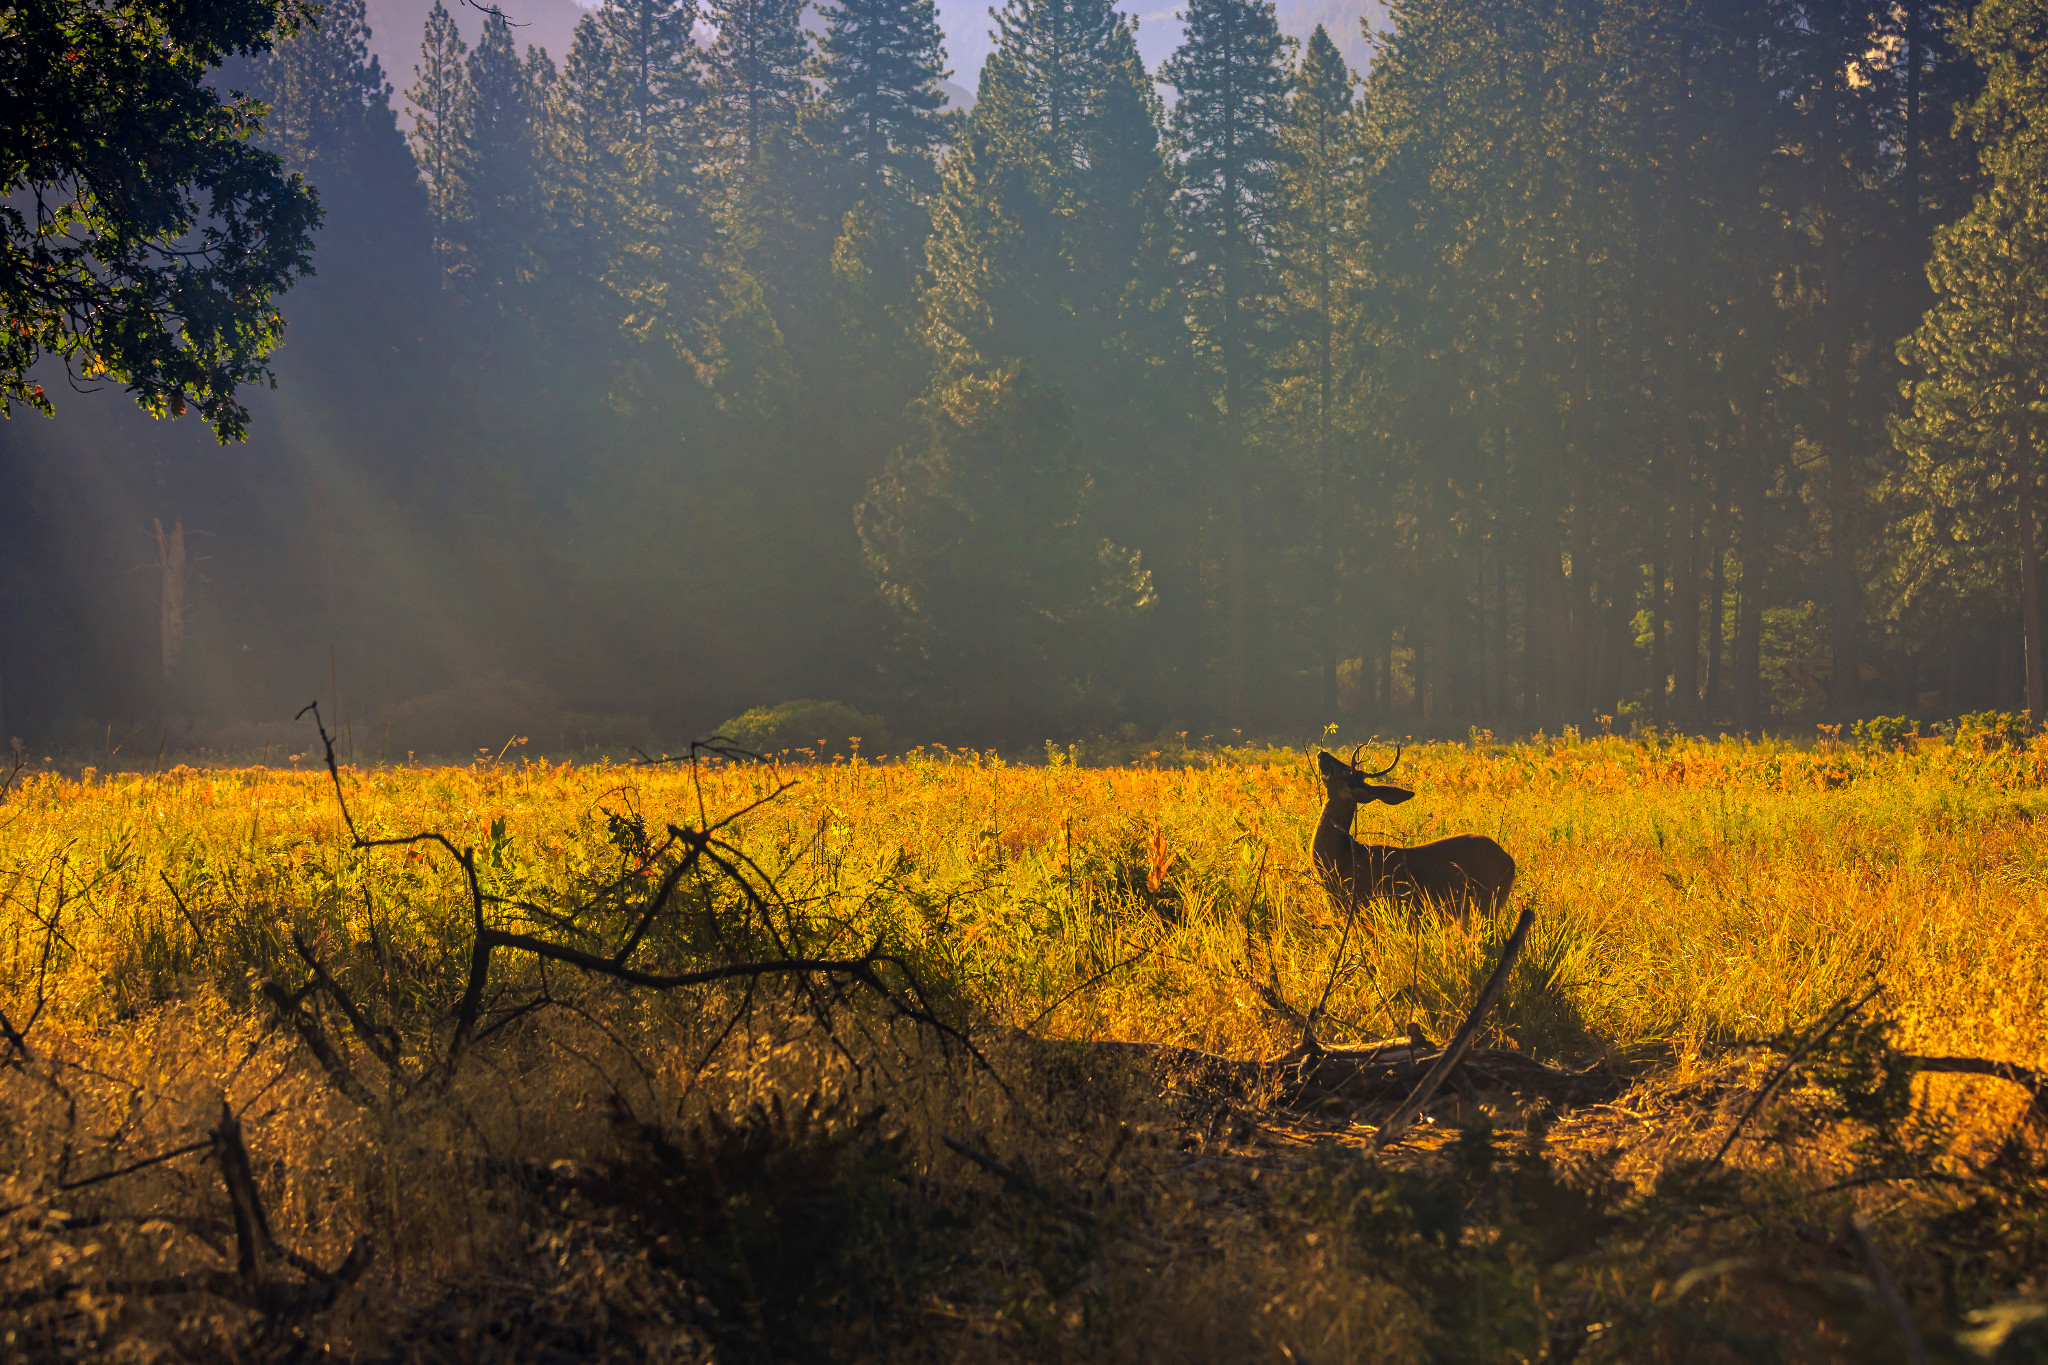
[
  {"x1": 2019, "y1": 424, "x2": 2044, "y2": 723},
  {"x1": 1905, "y1": 0, "x2": 1922, "y2": 227},
  {"x1": 1650, "y1": 510, "x2": 1670, "y2": 720},
  {"x1": 1671, "y1": 485, "x2": 1700, "y2": 724},
  {"x1": 1317, "y1": 198, "x2": 1336, "y2": 715},
  {"x1": 1222, "y1": 161, "x2": 1250, "y2": 730},
  {"x1": 1817, "y1": 10, "x2": 1862, "y2": 716},
  {"x1": 1705, "y1": 505, "x2": 1727, "y2": 712},
  {"x1": 1734, "y1": 540, "x2": 1763, "y2": 730},
  {"x1": 1476, "y1": 542, "x2": 1490, "y2": 719},
  {"x1": 1668, "y1": 206, "x2": 1702, "y2": 727}
]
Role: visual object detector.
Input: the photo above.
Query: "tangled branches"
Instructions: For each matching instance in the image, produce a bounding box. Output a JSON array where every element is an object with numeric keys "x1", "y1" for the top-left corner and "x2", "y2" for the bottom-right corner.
[{"x1": 271, "y1": 703, "x2": 984, "y2": 1106}]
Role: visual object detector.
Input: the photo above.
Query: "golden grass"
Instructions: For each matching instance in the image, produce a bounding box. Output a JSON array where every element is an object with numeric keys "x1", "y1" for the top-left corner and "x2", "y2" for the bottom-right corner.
[
  {"x1": 2, "y1": 732, "x2": 2044, "y2": 1361},
  {"x1": 7, "y1": 733, "x2": 2044, "y2": 1070}
]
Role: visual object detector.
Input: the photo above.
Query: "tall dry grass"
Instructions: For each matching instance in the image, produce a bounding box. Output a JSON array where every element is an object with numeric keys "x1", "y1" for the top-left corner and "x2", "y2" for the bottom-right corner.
[
  {"x1": 9, "y1": 732, "x2": 2043, "y2": 1066},
  {"x1": 1, "y1": 731, "x2": 2043, "y2": 1360}
]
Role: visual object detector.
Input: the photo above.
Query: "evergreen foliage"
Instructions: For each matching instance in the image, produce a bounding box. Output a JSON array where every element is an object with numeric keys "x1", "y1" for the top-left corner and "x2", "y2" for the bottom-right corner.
[
  {"x1": 15, "y1": 0, "x2": 2048, "y2": 747},
  {"x1": 856, "y1": 362, "x2": 1152, "y2": 741},
  {"x1": 1162, "y1": 0, "x2": 1289, "y2": 724},
  {"x1": 975, "y1": 0, "x2": 1126, "y2": 199},
  {"x1": 598, "y1": 0, "x2": 702, "y2": 136},
  {"x1": 405, "y1": 0, "x2": 468, "y2": 262},
  {"x1": 703, "y1": 0, "x2": 813, "y2": 169},
  {"x1": 815, "y1": 0, "x2": 954, "y2": 212},
  {"x1": 1892, "y1": 0, "x2": 2048, "y2": 720},
  {"x1": 1274, "y1": 25, "x2": 1357, "y2": 712},
  {"x1": 457, "y1": 9, "x2": 537, "y2": 298}
]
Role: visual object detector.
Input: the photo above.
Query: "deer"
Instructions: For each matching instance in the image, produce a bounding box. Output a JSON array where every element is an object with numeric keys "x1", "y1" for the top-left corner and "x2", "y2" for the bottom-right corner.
[{"x1": 1311, "y1": 746, "x2": 1516, "y2": 921}]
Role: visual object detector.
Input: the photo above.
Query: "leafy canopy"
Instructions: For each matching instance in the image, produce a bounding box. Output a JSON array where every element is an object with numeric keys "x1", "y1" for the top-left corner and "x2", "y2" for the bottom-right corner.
[{"x1": 1, "y1": 0, "x2": 323, "y2": 440}]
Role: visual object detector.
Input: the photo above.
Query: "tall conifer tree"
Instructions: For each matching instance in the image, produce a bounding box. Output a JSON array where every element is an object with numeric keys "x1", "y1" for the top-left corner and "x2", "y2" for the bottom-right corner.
[
  {"x1": 815, "y1": 0, "x2": 953, "y2": 211},
  {"x1": 975, "y1": 0, "x2": 1125, "y2": 204},
  {"x1": 407, "y1": 0, "x2": 470, "y2": 265},
  {"x1": 1278, "y1": 25, "x2": 1357, "y2": 711},
  {"x1": 600, "y1": 0, "x2": 702, "y2": 142},
  {"x1": 461, "y1": 10, "x2": 538, "y2": 297},
  {"x1": 1894, "y1": 0, "x2": 2048, "y2": 721},
  {"x1": 536, "y1": 16, "x2": 632, "y2": 339},
  {"x1": 597, "y1": 0, "x2": 715, "y2": 346},
  {"x1": 703, "y1": 0, "x2": 812, "y2": 168},
  {"x1": 1162, "y1": 0, "x2": 1288, "y2": 724}
]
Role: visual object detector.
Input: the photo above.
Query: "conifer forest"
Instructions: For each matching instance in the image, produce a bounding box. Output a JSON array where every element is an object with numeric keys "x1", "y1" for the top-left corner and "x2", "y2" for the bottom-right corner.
[{"x1": 6, "y1": 0, "x2": 2047, "y2": 750}]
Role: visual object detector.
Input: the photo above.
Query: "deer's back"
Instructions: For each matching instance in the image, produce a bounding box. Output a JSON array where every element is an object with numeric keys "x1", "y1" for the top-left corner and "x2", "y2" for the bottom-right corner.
[{"x1": 1318, "y1": 832, "x2": 1516, "y2": 915}]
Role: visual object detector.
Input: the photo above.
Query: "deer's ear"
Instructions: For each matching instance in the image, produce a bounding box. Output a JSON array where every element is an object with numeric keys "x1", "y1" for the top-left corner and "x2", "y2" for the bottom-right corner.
[{"x1": 1364, "y1": 784, "x2": 1414, "y2": 805}]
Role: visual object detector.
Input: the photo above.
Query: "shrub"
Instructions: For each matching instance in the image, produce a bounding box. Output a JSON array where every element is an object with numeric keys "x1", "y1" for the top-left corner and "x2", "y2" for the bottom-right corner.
[
  {"x1": 1851, "y1": 715, "x2": 1916, "y2": 753},
  {"x1": 713, "y1": 700, "x2": 888, "y2": 760},
  {"x1": 1952, "y1": 709, "x2": 2031, "y2": 752}
]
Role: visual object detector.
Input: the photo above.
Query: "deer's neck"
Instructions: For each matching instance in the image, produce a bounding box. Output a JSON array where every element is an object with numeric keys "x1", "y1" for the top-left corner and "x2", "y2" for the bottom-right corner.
[{"x1": 1314, "y1": 793, "x2": 1360, "y2": 863}]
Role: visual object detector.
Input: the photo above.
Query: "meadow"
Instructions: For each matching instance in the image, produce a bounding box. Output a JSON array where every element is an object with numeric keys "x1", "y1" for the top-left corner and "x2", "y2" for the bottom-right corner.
[{"x1": 2, "y1": 727, "x2": 2045, "y2": 1361}]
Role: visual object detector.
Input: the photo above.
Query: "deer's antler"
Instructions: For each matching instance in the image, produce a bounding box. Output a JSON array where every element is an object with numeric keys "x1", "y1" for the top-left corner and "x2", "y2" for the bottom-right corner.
[{"x1": 1361, "y1": 744, "x2": 1402, "y2": 778}]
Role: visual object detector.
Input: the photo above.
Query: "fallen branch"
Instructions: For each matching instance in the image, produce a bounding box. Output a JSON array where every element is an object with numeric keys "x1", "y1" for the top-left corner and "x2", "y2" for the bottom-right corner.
[
  {"x1": 4, "y1": 1102, "x2": 373, "y2": 1324},
  {"x1": 1373, "y1": 901, "x2": 1537, "y2": 1150},
  {"x1": 260, "y1": 981, "x2": 377, "y2": 1109},
  {"x1": 1035, "y1": 1030, "x2": 1616, "y2": 1115},
  {"x1": 213, "y1": 1102, "x2": 281, "y2": 1279},
  {"x1": 57, "y1": 1135, "x2": 217, "y2": 1191}
]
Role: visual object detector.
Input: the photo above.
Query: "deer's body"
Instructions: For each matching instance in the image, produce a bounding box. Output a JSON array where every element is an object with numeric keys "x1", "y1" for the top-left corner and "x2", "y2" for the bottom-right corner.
[{"x1": 1312, "y1": 750, "x2": 1516, "y2": 920}]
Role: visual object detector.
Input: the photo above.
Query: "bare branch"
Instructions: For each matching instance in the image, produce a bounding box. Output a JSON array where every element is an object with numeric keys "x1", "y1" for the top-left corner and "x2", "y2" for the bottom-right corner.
[{"x1": 1373, "y1": 901, "x2": 1536, "y2": 1150}]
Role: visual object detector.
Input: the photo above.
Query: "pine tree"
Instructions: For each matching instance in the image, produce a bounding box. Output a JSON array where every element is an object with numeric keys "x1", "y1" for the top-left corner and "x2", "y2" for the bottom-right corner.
[
  {"x1": 244, "y1": 0, "x2": 387, "y2": 174},
  {"x1": 974, "y1": 0, "x2": 1126, "y2": 205},
  {"x1": 597, "y1": 0, "x2": 715, "y2": 348},
  {"x1": 815, "y1": 0, "x2": 953, "y2": 211},
  {"x1": 1892, "y1": 0, "x2": 2048, "y2": 721},
  {"x1": 461, "y1": 9, "x2": 538, "y2": 298},
  {"x1": 407, "y1": 0, "x2": 470, "y2": 264},
  {"x1": 1073, "y1": 25, "x2": 1174, "y2": 333},
  {"x1": 922, "y1": 121, "x2": 1054, "y2": 375},
  {"x1": 599, "y1": 0, "x2": 702, "y2": 142},
  {"x1": 242, "y1": 0, "x2": 430, "y2": 310},
  {"x1": 542, "y1": 15, "x2": 630, "y2": 330},
  {"x1": 1894, "y1": 181, "x2": 2048, "y2": 719},
  {"x1": 1277, "y1": 24, "x2": 1357, "y2": 712},
  {"x1": 1162, "y1": 0, "x2": 1288, "y2": 725},
  {"x1": 703, "y1": 0, "x2": 812, "y2": 169},
  {"x1": 925, "y1": 0, "x2": 1164, "y2": 379}
]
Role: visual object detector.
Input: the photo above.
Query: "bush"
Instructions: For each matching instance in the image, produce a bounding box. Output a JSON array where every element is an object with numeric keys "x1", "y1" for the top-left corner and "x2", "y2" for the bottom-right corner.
[
  {"x1": 713, "y1": 700, "x2": 888, "y2": 761},
  {"x1": 1952, "y1": 710, "x2": 2032, "y2": 752},
  {"x1": 1851, "y1": 715, "x2": 1916, "y2": 753}
]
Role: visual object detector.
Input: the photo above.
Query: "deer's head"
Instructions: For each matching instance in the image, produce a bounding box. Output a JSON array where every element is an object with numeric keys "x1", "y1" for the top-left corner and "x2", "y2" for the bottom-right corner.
[{"x1": 1317, "y1": 747, "x2": 1414, "y2": 805}]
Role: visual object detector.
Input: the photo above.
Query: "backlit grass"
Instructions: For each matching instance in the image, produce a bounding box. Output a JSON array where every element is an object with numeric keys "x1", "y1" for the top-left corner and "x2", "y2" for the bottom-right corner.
[{"x1": 6, "y1": 731, "x2": 2043, "y2": 1081}]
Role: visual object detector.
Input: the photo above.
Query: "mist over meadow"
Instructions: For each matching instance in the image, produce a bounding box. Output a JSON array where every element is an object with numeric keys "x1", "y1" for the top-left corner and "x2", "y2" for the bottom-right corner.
[{"x1": 0, "y1": 0, "x2": 2038, "y2": 757}]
